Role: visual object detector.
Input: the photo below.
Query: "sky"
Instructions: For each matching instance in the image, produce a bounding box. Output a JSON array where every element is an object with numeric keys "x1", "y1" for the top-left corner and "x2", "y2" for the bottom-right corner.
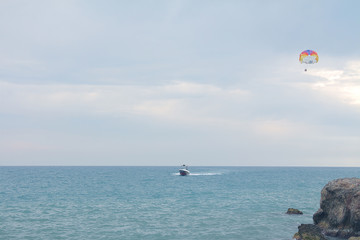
[{"x1": 1, "y1": 0, "x2": 360, "y2": 166}]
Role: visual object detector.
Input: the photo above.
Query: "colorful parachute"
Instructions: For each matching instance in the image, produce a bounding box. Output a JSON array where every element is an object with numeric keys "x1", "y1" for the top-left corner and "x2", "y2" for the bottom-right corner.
[{"x1": 299, "y1": 50, "x2": 319, "y2": 64}]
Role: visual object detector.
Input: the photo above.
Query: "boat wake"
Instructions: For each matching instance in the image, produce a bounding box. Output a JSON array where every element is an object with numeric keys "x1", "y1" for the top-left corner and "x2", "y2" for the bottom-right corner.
[
  {"x1": 190, "y1": 172, "x2": 222, "y2": 176},
  {"x1": 173, "y1": 172, "x2": 222, "y2": 176}
]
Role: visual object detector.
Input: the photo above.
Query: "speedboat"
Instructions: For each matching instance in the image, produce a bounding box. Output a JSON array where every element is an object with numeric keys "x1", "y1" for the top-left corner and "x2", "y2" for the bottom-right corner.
[{"x1": 179, "y1": 164, "x2": 190, "y2": 176}]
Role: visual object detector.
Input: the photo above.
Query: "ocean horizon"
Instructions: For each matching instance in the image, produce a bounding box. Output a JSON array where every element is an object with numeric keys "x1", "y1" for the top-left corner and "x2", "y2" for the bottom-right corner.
[{"x1": 1, "y1": 166, "x2": 359, "y2": 239}]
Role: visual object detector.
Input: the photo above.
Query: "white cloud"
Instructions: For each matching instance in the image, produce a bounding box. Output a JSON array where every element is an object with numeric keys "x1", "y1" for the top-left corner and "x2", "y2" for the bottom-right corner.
[
  {"x1": 0, "y1": 81, "x2": 249, "y2": 122},
  {"x1": 162, "y1": 81, "x2": 222, "y2": 95},
  {"x1": 1, "y1": 140, "x2": 55, "y2": 152},
  {"x1": 0, "y1": 79, "x2": 324, "y2": 148},
  {"x1": 252, "y1": 119, "x2": 303, "y2": 138},
  {"x1": 306, "y1": 61, "x2": 360, "y2": 105}
]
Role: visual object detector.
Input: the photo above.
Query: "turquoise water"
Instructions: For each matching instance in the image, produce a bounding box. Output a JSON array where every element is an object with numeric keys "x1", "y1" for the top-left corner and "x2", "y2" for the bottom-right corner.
[{"x1": 1, "y1": 167, "x2": 359, "y2": 240}]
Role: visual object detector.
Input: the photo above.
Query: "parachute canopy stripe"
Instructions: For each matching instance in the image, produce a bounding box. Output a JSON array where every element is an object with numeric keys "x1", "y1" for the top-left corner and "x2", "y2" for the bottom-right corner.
[{"x1": 299, "y1": 50, "x2": 319, "y2": 64}]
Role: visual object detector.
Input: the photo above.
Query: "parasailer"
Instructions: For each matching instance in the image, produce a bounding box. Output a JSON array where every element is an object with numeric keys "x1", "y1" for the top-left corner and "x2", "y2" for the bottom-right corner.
[{"x1": 299, "y1": 50, "x2": 318, "y2": 71}]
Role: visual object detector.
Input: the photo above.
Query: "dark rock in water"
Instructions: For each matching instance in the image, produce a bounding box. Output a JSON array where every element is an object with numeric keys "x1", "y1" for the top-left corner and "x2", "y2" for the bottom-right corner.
[
  {"x1": 287, "y1": 208, "x2": 303, "y2": 215},
  {"x1": 313, "y1": 178, "x2": 360, "y2": 238},
  {"x1": 293, "y1": 224, "x2": 326, "y2": 240}
]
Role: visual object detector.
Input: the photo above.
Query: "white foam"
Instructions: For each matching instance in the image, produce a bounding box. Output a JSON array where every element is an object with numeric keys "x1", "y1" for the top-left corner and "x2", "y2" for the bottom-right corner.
[
  {"x1": 173, "y1": 172, "x2": 222, "y2": 176},
  {"x1": 190, "y1": 172, "x2": 222, "y2": 176}
]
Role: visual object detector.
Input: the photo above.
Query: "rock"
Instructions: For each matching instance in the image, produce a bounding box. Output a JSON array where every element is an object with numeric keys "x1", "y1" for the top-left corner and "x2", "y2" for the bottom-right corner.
[
  {"x1": 293, "y1": 224, "x2": 326, "y2": 240},
  {"x1": 287, "y1": 208, "x2": 303, "y2": 215},
  {"x1": 349, "y1": 237, "x2": 360, "y2": 240},
  {"x1": 313, "y1": 178, "x2": 360, "y2": 238}
]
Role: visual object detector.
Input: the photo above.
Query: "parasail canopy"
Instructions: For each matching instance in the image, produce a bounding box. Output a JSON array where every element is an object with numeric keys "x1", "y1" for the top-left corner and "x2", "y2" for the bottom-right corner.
[{"x1": 299, "y1": 50, "x2": 319, "y2": 64}]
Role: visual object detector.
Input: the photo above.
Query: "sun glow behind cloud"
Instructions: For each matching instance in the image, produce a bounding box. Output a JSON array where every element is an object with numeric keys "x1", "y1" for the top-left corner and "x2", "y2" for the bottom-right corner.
[{"x1": 307, "y1": 61, "x2": 360, "y2": 105}]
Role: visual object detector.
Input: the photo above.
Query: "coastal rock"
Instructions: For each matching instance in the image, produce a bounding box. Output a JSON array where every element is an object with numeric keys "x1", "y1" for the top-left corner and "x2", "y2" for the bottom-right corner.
[
  {"x1": 313, "y1": 178, "x2": 360, "y2": 238},
  {"x1": 293, "y1": 224, "x2": 326, "y2": 240},
  {"x1": 287, "y1": 208, "x2": 303, "y2": 215}
]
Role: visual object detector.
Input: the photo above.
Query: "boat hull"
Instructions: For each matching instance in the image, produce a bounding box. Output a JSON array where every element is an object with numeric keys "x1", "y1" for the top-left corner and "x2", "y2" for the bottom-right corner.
[{"x1": 179, "y1": 169, "x2": 190, "y2": 176}]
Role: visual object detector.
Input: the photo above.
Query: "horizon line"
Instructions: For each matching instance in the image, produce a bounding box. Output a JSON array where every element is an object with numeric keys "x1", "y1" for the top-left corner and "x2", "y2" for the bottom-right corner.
[{"x1": 1, "y1": 165, "x2": 360, "y2": 168}]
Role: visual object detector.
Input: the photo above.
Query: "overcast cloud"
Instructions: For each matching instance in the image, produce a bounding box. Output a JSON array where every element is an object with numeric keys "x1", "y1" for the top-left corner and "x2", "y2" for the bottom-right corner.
[{"x1": 1, "y1": 0, "x2": 360, "y2": 166}]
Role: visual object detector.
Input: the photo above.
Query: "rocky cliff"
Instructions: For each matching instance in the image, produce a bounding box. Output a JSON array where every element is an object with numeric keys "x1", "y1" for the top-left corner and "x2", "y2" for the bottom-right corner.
[
  {"x1": 313, "y1": 178, "x2": 360, "y2": 238},
  {"x1": 293, "y1": 224, "x2": 326, "y2": 240}
]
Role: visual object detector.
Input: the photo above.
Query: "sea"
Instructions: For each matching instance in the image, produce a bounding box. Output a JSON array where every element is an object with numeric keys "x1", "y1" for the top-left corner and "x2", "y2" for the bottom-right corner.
[{"x1": 1, "y1": 166, "x2": 359, "y2": 240}]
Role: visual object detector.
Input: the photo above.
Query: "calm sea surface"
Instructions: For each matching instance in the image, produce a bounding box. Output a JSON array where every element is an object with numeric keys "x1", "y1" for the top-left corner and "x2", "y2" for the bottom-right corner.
[{"x1": 1, "y1": 167, "x2": 359, "y2": 240}]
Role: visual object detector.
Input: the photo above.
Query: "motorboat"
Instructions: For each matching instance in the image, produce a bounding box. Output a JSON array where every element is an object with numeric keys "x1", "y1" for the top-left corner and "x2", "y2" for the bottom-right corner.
[{"x1": 179, "y1": 164, "x2": 190, "y2": 176}]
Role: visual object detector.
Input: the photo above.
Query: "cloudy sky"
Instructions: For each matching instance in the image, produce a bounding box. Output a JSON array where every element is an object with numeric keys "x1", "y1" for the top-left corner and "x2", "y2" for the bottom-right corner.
[{"x1": 1, "y1": 0, "x2": 360, "y2": 166}]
